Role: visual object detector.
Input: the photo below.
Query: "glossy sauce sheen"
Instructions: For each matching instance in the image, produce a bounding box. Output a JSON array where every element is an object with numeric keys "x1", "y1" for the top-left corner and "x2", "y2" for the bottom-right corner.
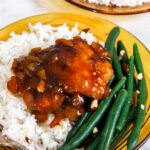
[{"x1": 7, "y1": 36, "x2": 113, "y2": 127}]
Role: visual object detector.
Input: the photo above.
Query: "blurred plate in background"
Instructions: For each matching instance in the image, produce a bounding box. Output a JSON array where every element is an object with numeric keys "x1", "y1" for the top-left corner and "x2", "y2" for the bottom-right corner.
[{"x1": 37, "y1": 0, "x2": 150, "y2": 14}]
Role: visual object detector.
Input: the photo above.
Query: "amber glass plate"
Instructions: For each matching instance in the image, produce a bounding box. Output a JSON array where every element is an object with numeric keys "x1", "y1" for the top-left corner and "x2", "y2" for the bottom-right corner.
[{"x1": 0, "y1": 13, "x2": 150, "y2": 150}]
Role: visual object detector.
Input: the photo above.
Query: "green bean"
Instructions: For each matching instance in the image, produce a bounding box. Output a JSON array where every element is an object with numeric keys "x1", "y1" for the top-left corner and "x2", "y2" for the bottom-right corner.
[
  {"x1": 127, "y1": 43, "x2": 147, "y2": 150},
  {"x1": 107, "y1": 75, "x2": 116, "y2": 87},
  {"x1": 116, "y1": 56, "x2": 134, "y2": 131},
  {"x1": 117, "y1": 40, "x2": 129, "y2": 64},
  {"x1": 58, "y1": 77, "x2": 126, "y2": 150},
  {"x1": 66, "y1": 111, "x2": 92, "y2": 142},
  {"x1": 117, "y1": 40, "x2": 130, "y2": 76},
  {"x1": 98, "y1": 89, "x2": 128, "y2": 150},
  {"x1": 112, "y1": 48, "x2": 124, "y2": 81},
  {"x1": 110, "y1": 105, "x2": 136, "y2": 149},
  {"x1": 105, "y1": 27, "x2": 120, "y2": 55}
]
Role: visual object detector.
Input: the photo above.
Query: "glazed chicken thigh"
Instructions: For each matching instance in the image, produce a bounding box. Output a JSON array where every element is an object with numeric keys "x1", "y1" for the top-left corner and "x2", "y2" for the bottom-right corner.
[
  {"x1": 7, "y1": 36, "x2": 113, "y2": 126},
  {"x1": 45, "y1": 37, "x2": 113, "y2": 99}
]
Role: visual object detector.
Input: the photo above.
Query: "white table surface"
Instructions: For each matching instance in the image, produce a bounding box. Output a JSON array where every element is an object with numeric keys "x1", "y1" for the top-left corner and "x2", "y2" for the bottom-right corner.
[{"x1": 0, "y1": 0, "x2": 149, "y2": 149}]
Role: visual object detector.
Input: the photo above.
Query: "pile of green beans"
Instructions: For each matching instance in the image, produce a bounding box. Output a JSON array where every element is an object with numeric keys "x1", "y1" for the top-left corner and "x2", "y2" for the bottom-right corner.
[{"x1": 58, "y1": 27, "x2": 147, "y2": 150}]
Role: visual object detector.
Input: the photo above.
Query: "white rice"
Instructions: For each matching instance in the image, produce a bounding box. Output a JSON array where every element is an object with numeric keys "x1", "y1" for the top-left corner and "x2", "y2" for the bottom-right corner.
[
  {"x1": 0, "y1": 23, "x2": 99, "y2": 150},
  {"x1": 86, "y1": 0, "x2": 150, "y2": 7}
]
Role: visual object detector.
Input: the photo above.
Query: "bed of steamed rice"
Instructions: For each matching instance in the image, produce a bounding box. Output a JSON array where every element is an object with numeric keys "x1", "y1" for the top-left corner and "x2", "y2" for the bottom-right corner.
[
  {"x1": 0, "y1": 23, "x2": 100, "y2": 150},
  {"x1": 85, "y1": 0, "x2": 150, "y2": 7}
]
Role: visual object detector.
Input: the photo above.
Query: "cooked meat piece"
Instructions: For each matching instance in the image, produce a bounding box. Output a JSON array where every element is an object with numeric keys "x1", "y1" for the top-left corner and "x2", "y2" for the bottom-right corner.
[
  {"x1": 7, "y1": 76, "x2": 22, "y2": 94},
  {"x1": 45, "y1": 37, "x2": 113, "y2": 99},
  {"x1": 22, "y1": 87, "x2": 65, "y2": 113},
  {"x1": 71, "y1": 93, "x2": 85, "y2": 107},
  {"x1": 102, "y1": 86, "x2": 111, "y2": 99},
  {"x1": 34, "y1": 88, "x2": 65, "y2": 113},
  {"x1": 64, "y1": 104, "x2": 85, "y2": 121},
  {"x1": 32, "y1": 110, "x2": 48, "y2": 122},
  {"x1": 50, "y1": 111, "x2": 66, "y2": 128},
  {"x1": 22, "y1": 90, "x2": 34, "y2": 107}
]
